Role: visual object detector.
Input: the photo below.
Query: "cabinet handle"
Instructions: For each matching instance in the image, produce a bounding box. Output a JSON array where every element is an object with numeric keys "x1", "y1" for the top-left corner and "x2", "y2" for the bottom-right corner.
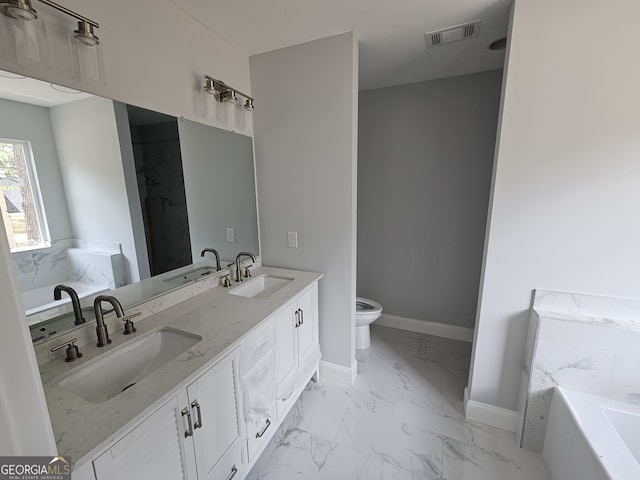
[
  {"x1": 181, "y1": 407, "x2": 193, "y2": 437},
  {"x1": 191, "y1": 400, "x2": 203, "y2": 429},
  {"x1": 225, "y1": 465, "x2": 238, "y2": 480},
  {"x1": 294, "y1": 309, "x2": 300, "y2": 328},
  {"x1": 255, "y1": 418, "x2": 271, "y2": 438},
  {"x1": 299, "y1": 308, "x2": 304, "y2": 325}
]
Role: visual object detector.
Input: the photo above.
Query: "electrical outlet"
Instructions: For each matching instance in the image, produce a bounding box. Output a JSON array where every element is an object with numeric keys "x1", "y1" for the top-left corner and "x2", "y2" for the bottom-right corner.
[
  {"x1": 287, "y1": 231, "x2": 298, "y2": 248},
  {"x1": 226, "y1": 228, "x2": 236, "y2": 243}
]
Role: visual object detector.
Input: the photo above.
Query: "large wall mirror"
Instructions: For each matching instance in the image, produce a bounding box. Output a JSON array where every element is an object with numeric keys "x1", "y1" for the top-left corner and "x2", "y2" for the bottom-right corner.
[{"x1": 0, "y1": 71, "x2": 259, "y2": 342}]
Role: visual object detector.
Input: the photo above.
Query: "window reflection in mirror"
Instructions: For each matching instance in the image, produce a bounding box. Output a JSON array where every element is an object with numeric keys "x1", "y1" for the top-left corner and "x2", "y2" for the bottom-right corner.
[{"x1": 0, "y1": 139, "x2": 49, "y2": 251}]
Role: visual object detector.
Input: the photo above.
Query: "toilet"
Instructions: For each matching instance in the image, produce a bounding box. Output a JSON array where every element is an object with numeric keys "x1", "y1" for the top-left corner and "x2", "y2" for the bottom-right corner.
[{"x1": 355, "y1": 297, "x2": 383, "y2": 349}]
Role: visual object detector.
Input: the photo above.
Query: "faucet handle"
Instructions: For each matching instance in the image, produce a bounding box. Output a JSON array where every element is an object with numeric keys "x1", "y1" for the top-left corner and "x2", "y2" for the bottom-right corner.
[
  {"x1": 50, "y1": 338, "x2": 83, "y2": 362},
  {"x1": 122, "y1": 311, "x2": 141, "y2": 335},
  {"x1": 244, "y1": 266, "x2": 252, "y2": 278},
  {"x1": 222, "y1": 274, "x2": 232, "y2": 287}
]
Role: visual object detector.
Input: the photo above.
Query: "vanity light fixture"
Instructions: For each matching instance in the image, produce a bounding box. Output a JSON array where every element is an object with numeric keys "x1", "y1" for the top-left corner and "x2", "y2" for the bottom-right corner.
[
  {"x1": 0, "y1": 0, "x2": 104, "y2": 83},
  {"x1": 203, "y1": 75, "x2": 255, "y2": 111}
]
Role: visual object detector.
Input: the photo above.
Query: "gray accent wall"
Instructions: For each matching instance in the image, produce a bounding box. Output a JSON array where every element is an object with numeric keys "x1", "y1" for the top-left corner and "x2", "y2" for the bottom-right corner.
[{"x1": 358, "y1": 70, "x2": 502, "y2": 329}]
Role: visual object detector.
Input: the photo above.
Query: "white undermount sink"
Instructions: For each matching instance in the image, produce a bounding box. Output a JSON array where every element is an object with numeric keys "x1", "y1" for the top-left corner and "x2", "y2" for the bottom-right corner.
[
  {"x1": 57, "y1": 328, "x2": 202, "y2": 404},
  {"x1": 229, "y1": 274, "x2": 293, "y2": 299}
]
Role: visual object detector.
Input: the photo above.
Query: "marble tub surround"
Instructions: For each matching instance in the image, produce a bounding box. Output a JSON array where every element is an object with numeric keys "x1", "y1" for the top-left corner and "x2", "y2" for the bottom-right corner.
[
  {"x1": 247, "y1": 326, "x2": 551, "y2": 480},
  {"x1": 517, "y1": 290, "x2": 640, "y2": 453},
  {"x1": 37, "y1": 266, "x2": 321, "y2": 466},
  {"x1": 12, "y1": 239, "x2": 124, "y2": 292},
  {"x1": 12, "y1": 239, "x2": 75, "y2": 292},
  {"x1": 533, "y1": 289, "x2": 640, "y2": 324}
]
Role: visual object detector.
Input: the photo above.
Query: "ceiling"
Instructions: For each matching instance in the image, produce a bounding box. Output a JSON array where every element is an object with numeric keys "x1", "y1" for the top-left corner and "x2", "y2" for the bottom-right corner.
[
  {"x1": 0, "y1": 71, "x2": 93, "y2": 107},
  {"x1": 171, "y1": 0, "x2": 511, "y2": 91}
]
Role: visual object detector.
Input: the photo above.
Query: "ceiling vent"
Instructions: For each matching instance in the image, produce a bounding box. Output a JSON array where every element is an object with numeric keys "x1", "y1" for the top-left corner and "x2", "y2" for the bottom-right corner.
[{"x1": 425, "y1": 21, "x2": 481, "y2": 48}]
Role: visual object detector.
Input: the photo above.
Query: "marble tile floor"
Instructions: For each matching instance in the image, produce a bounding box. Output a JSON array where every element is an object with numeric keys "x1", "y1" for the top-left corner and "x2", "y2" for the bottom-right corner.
[{"x1": 247, "y1": 325, "x2": 552, "y2": 480}]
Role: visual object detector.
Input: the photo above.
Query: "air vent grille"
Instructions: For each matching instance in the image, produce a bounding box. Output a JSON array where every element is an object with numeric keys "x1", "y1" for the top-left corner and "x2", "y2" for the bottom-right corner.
[{"x1": 425, "y1": 21, "x2": 481, "y2": 48}]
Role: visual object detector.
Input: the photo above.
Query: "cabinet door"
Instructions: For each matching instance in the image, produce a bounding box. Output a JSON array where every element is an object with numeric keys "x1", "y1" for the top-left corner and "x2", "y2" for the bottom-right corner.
[
  {"x1": 296, "y1": 287, "x2": 316, "y2": 363},
  {"x1": 274, "y1": 306, "x2": 296, "y2": 384},
  {"x1": 188, "y1": 349, "x2": 244, "y2": 480},
  {"x1": 93, "y1": 391, "x2": 196, "y2": 480}
]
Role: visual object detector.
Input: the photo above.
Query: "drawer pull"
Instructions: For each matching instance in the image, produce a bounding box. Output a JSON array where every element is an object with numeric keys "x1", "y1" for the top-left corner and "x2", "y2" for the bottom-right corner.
[
  {"x1": 226, "y1": 465, "x2": 238, "y2": 480},
  {"x1": 255, "y1": 418, "x2": 272, "y2": 438},
  {"x1": 191, "y1": 400, "x2": 203, "y2": 429},
  {"x1": 181, "y1": 407, "x2": 193, "y2": 437}
]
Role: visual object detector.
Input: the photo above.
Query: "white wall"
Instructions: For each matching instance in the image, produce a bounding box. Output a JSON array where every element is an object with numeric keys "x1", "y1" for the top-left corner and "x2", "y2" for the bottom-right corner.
[
  {"x1": 251, "y1": 33, "x2": 359, "y2": 370},
  {"x1": 0, "y1": 0, "x2": 250, "y2": 454},
  {"x1": 0, "y1": 98, "x2": 72, "y2": 241},
  {"x1": 358, "y1": 71, "x2": 501, "y2": 329},
  {"x1": 49, "y1": 97, "x2": 145, "y2": 283},
  {"x1": 0, "y1": 220, "x2": 56, "y2": 455},
  {"x1": 469, "y1": 0, "x2": 640, "y2": 411}
]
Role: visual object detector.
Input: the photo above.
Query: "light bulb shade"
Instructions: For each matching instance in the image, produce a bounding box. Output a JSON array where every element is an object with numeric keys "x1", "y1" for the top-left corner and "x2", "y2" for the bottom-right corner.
[
  {"x1": 0, "y1": 5, "x2": 50, "y2": 68},
  {"x1": 204, "y1": 89, "x2": 217, "y2": 120},
  {"x1": 70, "y1": 31, "x2": 105, "y2": 84}
]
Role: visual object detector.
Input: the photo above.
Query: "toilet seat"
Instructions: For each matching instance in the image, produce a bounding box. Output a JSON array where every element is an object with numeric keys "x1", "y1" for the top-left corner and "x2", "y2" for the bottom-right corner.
[{"x1": 355, "y1": 297, "x2": 382, "y2": 326}]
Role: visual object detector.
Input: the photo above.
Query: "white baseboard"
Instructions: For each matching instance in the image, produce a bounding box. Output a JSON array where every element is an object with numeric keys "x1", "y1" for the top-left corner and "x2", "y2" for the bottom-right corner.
[
  {"x1": 463, "y1": 387, "x2": 517, "y2": 432},
  {"x1": 376, "y1": 314, "x2": 474, "y2": 342},
  {"x1": 319, "y1": 359, "x2": 357, "y2": 385}
]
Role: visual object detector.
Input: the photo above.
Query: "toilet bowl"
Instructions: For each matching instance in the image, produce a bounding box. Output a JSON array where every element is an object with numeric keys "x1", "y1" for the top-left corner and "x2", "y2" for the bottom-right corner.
[{"x1": 355, "y1": 297, "x2": 383, "y2": 349}]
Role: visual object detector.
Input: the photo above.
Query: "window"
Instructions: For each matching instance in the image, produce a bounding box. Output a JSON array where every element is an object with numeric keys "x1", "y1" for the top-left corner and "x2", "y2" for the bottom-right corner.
[{"x1": 0, "y1": 139, "x2": 48, "y2": 251}]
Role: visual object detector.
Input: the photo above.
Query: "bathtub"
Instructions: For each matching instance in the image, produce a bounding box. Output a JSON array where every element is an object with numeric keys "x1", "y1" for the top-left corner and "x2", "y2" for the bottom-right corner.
[
  {"x1": 543, "y1": 388, "x2": 640, "y2": 480},
  {"x1": 22, "y1": 281, "x2": 109, "y2": 317}
]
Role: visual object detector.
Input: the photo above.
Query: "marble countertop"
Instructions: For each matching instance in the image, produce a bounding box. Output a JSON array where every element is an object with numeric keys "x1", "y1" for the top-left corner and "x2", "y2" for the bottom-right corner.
[{"x1": 38, "y1": 266, "x2": 322, "y2": 466}]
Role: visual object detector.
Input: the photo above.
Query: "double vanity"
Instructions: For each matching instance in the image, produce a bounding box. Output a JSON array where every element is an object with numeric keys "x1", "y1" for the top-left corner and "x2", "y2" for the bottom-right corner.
[{"x1": 36, "y1": 265, "x2": 322, "y2": 480}]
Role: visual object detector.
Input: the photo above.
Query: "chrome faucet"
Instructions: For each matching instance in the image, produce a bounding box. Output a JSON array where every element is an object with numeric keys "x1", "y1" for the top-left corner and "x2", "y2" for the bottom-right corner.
[
  {"x1": 54, "y1": 284, "x2": 85, "y2": 325},
  {"x1": 201, "y1": 248, "x2": 221, "y2": 271},
  {"x1": 235, "y1": 251, "x2": 256, "y2": 282},
  {"x1": 93, "y1": 295, "x2": 125, "y2": 347}
]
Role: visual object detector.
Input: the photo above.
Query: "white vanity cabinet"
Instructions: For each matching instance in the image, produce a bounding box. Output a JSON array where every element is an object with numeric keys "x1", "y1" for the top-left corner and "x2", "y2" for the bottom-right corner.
[
  {"x1": 93, "y1": 392, "x2": 197, "y2": 480},
  {"x1": 76, "y1": 274, "x2": 322, "y2": 480},
  {"x1": 188, "y1": 349, "x2": 246, "y2": 480},
  {"x1": 274, "y1": 284, "x2": 318, "y2": 418},
  {"x1": 93, "y1": 349, "x2": 245, "y2": 480}
]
